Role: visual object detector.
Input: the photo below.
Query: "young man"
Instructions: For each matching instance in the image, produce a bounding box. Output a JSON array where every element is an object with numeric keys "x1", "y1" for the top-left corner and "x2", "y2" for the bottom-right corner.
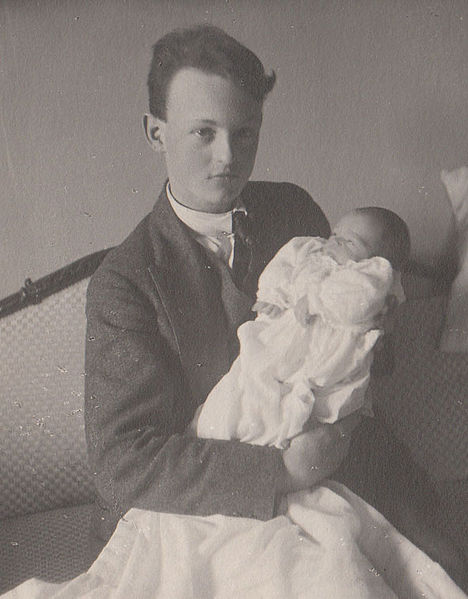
[
  {"x1": 84, "y1": 25, "x2": 368, "y2": 548},
  {"x1": 84, "y1": 26, "x2": 434, "y2": 561}
]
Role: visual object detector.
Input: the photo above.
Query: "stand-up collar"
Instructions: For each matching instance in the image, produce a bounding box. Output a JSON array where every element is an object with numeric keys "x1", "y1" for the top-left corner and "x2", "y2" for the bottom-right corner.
[{"x1": 166, "y1": 182, "x2": 247, "y2": 237}]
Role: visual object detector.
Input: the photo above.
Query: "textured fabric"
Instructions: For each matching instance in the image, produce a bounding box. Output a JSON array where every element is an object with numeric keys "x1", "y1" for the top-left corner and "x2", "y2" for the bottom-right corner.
[
  {"x1": 436, "y1": 478, "x2": 468, "y2": 562},
  {"x1": 0, "y1": 278, "x2": 95, "y2": 519},
  {"x1": 371, "y1": 293, "x2": 468, "y2": 568},
  {"x1": 0, "y1": 503, "x2": 94, "y2": 594},
  {"x1": 372, "y1": 294, "x2": 468, "y2": 481}
]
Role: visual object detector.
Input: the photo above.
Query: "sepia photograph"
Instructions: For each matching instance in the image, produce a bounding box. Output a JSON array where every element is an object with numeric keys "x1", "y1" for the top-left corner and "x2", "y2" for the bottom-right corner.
[{"x1": 1, "y1": 0, "x2": 467, "y2": 596}]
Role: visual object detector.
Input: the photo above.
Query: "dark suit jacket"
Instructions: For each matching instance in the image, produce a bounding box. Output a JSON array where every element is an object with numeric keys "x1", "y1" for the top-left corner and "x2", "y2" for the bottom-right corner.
[{"x1": 84, "y1": 181, "x2": 330, "y2": 542}]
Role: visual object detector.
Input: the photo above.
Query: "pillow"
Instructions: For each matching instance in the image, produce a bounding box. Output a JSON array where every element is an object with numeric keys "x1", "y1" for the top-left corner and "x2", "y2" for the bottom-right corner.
[{"x1": 439, "y1": 167, "x2": 468, "y2": 352}]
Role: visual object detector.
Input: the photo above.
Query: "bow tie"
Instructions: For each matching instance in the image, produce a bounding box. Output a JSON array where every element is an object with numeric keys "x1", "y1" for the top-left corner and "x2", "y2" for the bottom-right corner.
[{"x1": 231, "y1": 209, "x2": 252, "y2": 287}]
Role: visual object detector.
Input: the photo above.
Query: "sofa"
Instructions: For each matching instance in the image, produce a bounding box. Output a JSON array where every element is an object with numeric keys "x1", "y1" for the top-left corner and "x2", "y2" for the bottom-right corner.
[
  {"x1": 0, "y1": 251, "x2": 466, "y2": 594},
  {"x1": 0, "y1": 251, "x2": 108, "y2": 594}
]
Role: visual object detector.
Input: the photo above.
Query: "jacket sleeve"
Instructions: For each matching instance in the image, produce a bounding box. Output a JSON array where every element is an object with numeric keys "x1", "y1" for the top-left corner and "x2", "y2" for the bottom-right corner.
[{"x1": 85, "y1": 265, "x2": 283, "y2": 523}]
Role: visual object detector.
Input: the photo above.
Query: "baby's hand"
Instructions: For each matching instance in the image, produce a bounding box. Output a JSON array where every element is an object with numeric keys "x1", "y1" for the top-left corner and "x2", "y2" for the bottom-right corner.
[
  {"x1": 294, "y1": 296, "x2": 315, "y2": 328},
  {"x1": 441, "y1": 167, "x2": 468, "y2": 229},
  {"x1": 252, "y1": 301, "x2": 283, "y2": 318}
]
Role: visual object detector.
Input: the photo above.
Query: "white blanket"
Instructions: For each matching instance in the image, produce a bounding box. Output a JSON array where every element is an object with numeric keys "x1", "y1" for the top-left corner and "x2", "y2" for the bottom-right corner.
[{"x1": 6, "y1": 482, "x2": 465, "y2": 598}]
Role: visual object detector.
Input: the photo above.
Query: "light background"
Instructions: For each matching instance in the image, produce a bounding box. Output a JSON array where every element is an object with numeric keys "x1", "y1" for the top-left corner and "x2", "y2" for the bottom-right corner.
[{"x1": 1, "y1": 0, "x2": 467, "y2": 297}]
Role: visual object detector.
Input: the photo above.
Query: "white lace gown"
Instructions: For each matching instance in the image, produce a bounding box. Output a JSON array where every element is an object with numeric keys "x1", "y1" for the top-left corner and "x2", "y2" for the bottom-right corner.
[{"x1": 6, "y1": 238, "x2": 466, "y2": 599}]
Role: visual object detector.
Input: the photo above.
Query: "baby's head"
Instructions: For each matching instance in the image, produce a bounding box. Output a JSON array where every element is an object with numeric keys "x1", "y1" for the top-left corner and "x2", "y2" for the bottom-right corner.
[{"x1": 331, "y1": 207, "x2": 411, "y2": 270}]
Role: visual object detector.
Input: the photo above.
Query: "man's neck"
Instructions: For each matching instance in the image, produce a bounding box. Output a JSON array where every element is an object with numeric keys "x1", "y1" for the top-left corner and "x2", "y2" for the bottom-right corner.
[{"x1": 166, "y1": 182, "x2": 246, "y2": 236}]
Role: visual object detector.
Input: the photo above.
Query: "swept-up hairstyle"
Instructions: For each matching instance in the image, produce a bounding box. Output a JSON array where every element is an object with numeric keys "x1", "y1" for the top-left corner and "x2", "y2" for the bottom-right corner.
[{"x1": 147, "y1": 24, "x2": 276, "y2": 119}]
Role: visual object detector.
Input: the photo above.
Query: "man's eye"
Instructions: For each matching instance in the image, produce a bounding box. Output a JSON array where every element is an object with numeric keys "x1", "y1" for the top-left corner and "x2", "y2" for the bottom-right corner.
[{"x1": 194, "y1": 128, "x2": 215, "y2": 140}]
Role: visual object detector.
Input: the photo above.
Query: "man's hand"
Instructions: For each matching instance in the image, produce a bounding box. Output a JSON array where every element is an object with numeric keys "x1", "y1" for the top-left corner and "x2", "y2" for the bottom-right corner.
[
  {"x1": 252, "y1": 301, "x2": 283, "y2": 318},
  {"x1": 276, "y1": 411, "x2": 362, "y2": 495},
  {"x1": 293, "y1": 295, "x2": 315, "y2": 328}
]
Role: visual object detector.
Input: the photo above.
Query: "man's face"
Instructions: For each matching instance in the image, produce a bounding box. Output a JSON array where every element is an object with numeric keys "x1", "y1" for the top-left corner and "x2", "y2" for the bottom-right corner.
[{"x1": 150, "y1": 67, "x2": 263, "y2": 213}]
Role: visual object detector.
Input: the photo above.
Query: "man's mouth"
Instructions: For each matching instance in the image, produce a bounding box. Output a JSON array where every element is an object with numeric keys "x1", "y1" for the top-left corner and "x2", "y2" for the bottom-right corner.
[{"x1": 210, "y1": 172, "x2": 238, "y2": 179}]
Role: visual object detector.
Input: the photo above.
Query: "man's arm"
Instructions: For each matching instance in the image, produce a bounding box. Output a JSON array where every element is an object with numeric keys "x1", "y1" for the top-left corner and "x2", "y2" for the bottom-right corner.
[
  {"x1": 85, "y1": 266, "x2": 283, "y2": 522},
  {"x1": 277, "y1": 411, "x2": 363, "y2": 494},
  {"x1": 86, "y1": 262, "x2": 358, "y2": 523}
]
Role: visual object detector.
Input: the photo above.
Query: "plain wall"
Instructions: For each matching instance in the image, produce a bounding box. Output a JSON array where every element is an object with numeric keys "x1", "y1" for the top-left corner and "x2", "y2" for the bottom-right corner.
[{"x1": 1, "y1": 0, "x2": 467, "y2": 297}]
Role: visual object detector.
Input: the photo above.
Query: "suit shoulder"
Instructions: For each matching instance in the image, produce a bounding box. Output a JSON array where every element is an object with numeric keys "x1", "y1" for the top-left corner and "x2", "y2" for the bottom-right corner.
[
  {"x1": 88, "y1": 213, "x2": 153, "y2": 292},
  {"x1": 245, "y1": 180, "x2": 330, "y2": 237},
  {"x1": 246, "y1": 180, "x2": 309, "y2": 200},
  {"x1": 245, "y1": 180, "x2": 318, "y2": 213}
]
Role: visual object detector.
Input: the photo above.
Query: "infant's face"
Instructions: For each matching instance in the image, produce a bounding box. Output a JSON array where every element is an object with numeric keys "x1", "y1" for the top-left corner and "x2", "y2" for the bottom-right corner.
[{"x1": 330, "y1": 213, "x2": 383, "y2": 261}]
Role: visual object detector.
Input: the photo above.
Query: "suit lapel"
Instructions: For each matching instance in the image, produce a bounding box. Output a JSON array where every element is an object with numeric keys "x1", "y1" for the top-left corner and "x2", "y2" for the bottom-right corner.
[
  {"x1": 237, "y1": 184, "x2": 271, "y2": 297},
  {"x1": 145, "y1": 184, "x2": 284, "y2": 404},
  {"x1": 239, "y1": 183, "x2": 300, "y2": 296},
  {"x1": 204, "y1": 251, "x2": 255, "y2": 359},
  {"x1": 146, "y1": 190, "x2": 233, "y2": 404}
]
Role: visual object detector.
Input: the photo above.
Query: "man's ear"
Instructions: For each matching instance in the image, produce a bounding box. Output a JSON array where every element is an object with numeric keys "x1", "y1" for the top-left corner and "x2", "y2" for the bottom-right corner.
[{"x1": 143, "y1": 113, "x2": 166, "y2": 152}]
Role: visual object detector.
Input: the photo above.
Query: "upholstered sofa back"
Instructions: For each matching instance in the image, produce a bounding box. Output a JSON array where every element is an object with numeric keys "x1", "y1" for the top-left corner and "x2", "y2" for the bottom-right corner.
[
  {"x1": 0, "y1": 250, "x2": 109, "y2": 520},
  {"x1": 0, "y1": 278, "x2": 94, "y2": 519},
  {"x1": 372, "y1": 293, "x2": 468, "y2": 483}
]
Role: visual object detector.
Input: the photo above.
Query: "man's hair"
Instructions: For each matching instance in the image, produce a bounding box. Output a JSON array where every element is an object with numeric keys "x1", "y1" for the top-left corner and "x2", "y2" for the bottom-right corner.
[
  {"x1": 147, "y1": 24, "x2": 276, "y2": 119},
  {"x1": 354, "y1": 207, "x2": 411, "y2": 271}
]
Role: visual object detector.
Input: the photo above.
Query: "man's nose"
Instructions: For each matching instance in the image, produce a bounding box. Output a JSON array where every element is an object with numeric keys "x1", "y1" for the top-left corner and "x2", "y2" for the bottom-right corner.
[{"x1": 212, "y1": 132, "x2": 233, "y2": 165}]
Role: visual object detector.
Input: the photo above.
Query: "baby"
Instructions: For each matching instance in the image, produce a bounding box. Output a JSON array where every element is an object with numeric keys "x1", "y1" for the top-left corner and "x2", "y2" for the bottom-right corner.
[{"x1": 197, "y1": 207, "x2": 410, "y2": 448}]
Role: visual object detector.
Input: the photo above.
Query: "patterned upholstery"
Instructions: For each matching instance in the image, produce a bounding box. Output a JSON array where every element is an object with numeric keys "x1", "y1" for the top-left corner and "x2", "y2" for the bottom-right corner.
[
  {"x1": 372, "y1": 294, "x2": 468, "y2": 483},
  {"x1": 0, "y1": 277, "x2": 95, "y2": 519},
  {"x1": 0, "y1": 503, "x2": 95, "y2": 593},
  {"x1": 362, "y1": 291, "x2": 468, "y2": 568}
]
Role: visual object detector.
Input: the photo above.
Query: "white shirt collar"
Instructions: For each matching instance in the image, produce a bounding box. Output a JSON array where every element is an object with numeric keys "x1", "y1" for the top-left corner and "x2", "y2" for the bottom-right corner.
[{"x1": 166, "y1": 182, "x2": 235, "y2": 237}]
